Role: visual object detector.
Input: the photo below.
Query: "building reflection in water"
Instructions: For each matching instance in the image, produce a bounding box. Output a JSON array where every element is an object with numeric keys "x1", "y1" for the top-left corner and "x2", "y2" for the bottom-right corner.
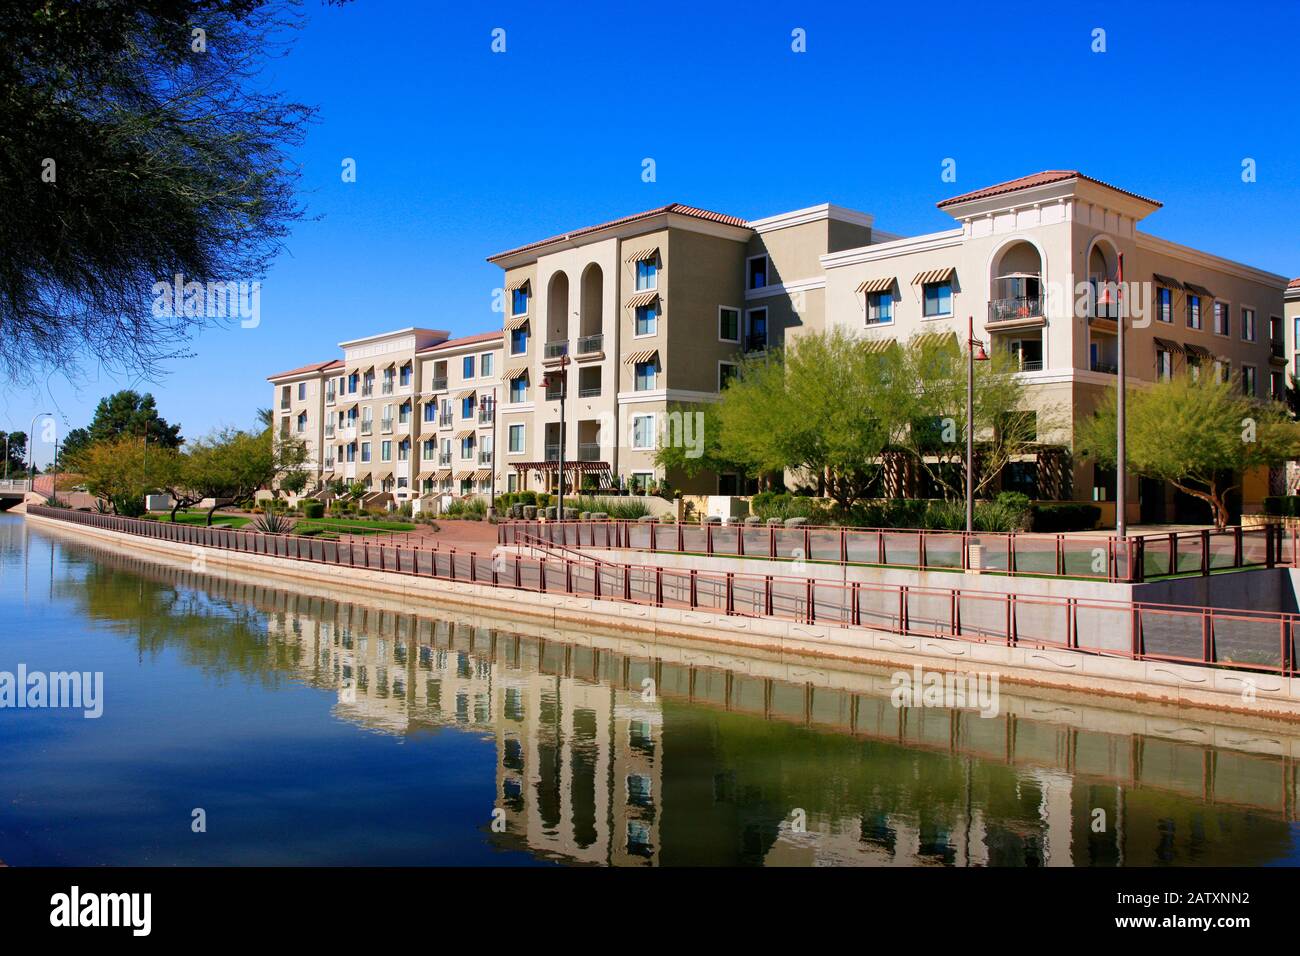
[{"x1": 50, "y1": 543, "x2": 1300, "y2": 867}]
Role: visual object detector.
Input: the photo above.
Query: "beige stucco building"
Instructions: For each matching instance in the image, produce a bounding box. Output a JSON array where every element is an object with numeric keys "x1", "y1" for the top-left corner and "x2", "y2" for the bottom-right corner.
[{"x1": 271, "y1": 171, "x2": 1292, "y2": 519}]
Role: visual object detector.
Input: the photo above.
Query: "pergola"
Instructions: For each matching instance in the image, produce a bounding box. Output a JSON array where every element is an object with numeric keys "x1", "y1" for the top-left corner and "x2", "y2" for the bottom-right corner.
[{"x1": 512, "y1": 460, "x2": 612, "y2": 489}]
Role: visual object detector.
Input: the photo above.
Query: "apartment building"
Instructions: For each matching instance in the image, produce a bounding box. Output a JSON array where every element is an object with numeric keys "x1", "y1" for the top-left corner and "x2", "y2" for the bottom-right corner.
[
  {"x1": 273, "y1": 171, "x2": 1290, "y2": 519},
  {"x1": 268, "y1": 327, "x2": 504, "y2": 507}
]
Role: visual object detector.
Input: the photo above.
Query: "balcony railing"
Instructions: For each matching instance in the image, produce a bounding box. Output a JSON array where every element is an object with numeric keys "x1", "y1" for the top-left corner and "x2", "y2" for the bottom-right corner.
[
  {"x1": 544, "y1": 340, "x2": 570, "y2": 360},
  {"x1": 361, "y1": 384, "x2": 373, "y2": 398},
  {"x1": 323, "y1": 458, "x2": 334, "y2": 469},
  {"x1": 745, "y1": 335, "x2": 768, "y2": 354},
  {"x1": 1091, "y1": 361, "x2": 1118, "y2": 375},
  {"x1": 545, "y1": 386, "x2": 564, "y2": 401},
  {"x1": 478, "y1": 406, "x2": 494, "y2": 425},
  {"x1": 578, "y1": 442, "x2": 602, "y2": 462},
  {"x1": 382, "y1": 381, "x2": 394, "y2": 395},
  {"x1": 280, "y1": 400, "x2": 290, "y2": 410},
  {"x1": 324, "y1": 424, "x2": 335, "y2": 438},
  {"x1": 578, "y1": 384, "x2": 601, "y2": 398},
  {"x1": 360, "y1": 422, "x2": 373, "y2": 436},
  {"x1": 439, "y1": 415, "x2": 453, "y2": 428},
  {"x1": 1272, "y1": 342, "x2": 1286, "y2": 359},
  {"x1": 380, "y1": 418, "x2": 393, "y2": 433},
  {"x1": 577, "y1": 333, "x2": 603, "y2": 355},
  {"x1": 438, "y1": 453, "x2": 452, "y2": 466},
  {"x1": 545, "y1": 443, "x2": 561, "y2": 462},
  {"x1": 1017, "y1": 359, "x2": 1043, "y2": 372},
  {"x1": 478, "y1": 450, "x2": 493, "y2": 465},
  {"x1": 431, "y1": 377, "x2": 448, "y2": 391},
  {"x1": 325, "y1": 389, "x2": 336, "y2": 404},
  {"x1": 988, "y1": 295, "x2": 1044, "y2": 323}
]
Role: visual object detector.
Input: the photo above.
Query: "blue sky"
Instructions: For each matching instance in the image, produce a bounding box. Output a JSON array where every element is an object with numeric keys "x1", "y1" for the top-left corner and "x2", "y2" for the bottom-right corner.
[{"x1": 9, "y1": 0, "x2": 1300, "y2": 465}]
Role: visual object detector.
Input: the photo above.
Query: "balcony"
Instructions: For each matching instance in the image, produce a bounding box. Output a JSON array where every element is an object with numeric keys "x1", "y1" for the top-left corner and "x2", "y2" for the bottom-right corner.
[
  {"x1": 988, "y1": 295, "x2": 1045, "y2": 325},
  {"x1": 381, "y1": 381, "x2": 394, "y2": 396},
  {"x1": 477, "y1": 406, "x2": 494, "y2": 425},
  {"x1": 1091, "y1": 360, "x2": 1118, "y2": 375},
  {"x1": 1272, "y1": 341, "x2": 1286, "y2": 359},
  {"x1": 545, "y1": 385, "x2": 564, "y2": 401},
  {"x1": 360, "y1": 421, "x2": 373, "y2": 436},
  {"x1": 478, "y1": 450, "x2": 493, "y2": 466},
  {"x1": 325, "y1": 389, "x2": 336, "y2": 405},
  {"x1": 578, "y1": 442, "x2": 602, "y2": 462},
  {"x1": 545, "y1": 443, "x2": 561, "y2": 462},
  {"x1": 323, "y1": 457, "x2": 335, "y2": 470},
  {"x1": 438, "y1": 452, "x2": 452, "y2": 466},
  {"x1": 744, "y1": 335, "x2": 768, "y2": 354},
  {"x1": 439, "y1": 414, "x2": 453, "y2": 428},
  {"x1": 577, "y1": 333, "x2": 604, "y2": 356},
  {"x1": 431, "y1": 376, "x2": 448, "y2": 392},
  {"x1": 544, "y1": 340, "x2": 569, "y2": 360},
  {"x1": 361, "y1": 384, "x2": 374, "y2": 398},
  {"x1": 325, "y1": 424, "x2": 335, "y2": 438},
  {"x1": 380, "y1": 418, "x2": 393, "y2": 433},
  {"x1": 578, "y1": 384, "x2": 601, "y2": 398}
]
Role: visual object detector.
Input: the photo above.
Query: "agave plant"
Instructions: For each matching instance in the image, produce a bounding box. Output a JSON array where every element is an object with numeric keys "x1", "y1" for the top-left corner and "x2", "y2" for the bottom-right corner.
[{"x1": 253, "y1": 507, "x2": 292, "y2": 535}]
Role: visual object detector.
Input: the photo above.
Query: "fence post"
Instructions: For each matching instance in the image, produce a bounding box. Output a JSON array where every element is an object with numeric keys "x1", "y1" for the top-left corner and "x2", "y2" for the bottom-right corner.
[
  {"x1": 655, "y1": 567, "x2": 663, "y2": 607},
  {"x1": 725, "y1": 573, "x2": 734, "y2": 615},
  {"x1": 850, "y1": 582, "x2": 860, "y2": 627},
  {"x1": 624, "y1": 565, "x2": 632, "y2": 601},
  {"x1": 706, "y1": 522, "x2": 713, "y2": 555},
  {"x1": 806, "y1": 578, "x2": 815, "y2": 624},
  {"x1": 764, "y1": 575, "x2": 773, "y2": 616},
  {"x1": 1234, "y1": 526, "x2": 1243, "y2": 568},
  {"x1": 689, "y1": 569, "x2": 698, "y2": 609},
  {"x1": 1200, "y1": 530, "x2": 1210, "y2": 576},
  {"x1": 737, "y1": 525, "x2": 745, "y2": 557},
  {"x1": 1132, "y1": 537, "x2": 1145, "y2": 584}
]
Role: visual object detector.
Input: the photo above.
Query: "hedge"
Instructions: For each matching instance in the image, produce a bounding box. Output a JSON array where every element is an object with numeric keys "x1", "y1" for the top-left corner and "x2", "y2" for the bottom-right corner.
[{"x1": 1029, "y1": 502, "x2": 1100, "y2": 533}]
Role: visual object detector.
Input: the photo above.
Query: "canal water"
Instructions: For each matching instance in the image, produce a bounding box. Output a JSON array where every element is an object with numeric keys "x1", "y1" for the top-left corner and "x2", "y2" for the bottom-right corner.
[{"x1": 2, "y1": 512, "x2": 1299, "y2": 866}]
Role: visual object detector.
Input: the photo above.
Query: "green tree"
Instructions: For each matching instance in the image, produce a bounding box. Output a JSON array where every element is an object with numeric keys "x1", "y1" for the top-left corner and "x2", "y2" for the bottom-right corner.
[
  {"x1": 1076, "y1": 373, "x2": 1300, "y2": 529},
  {"x1": 67, "y1": 435, "x2": 174, "y2": 516},
  {"x1": 0, "y1": 430, "x2": 27, "y2": 477},
  {"x1": 185, "y1": 427, "x2": 308, "y2": 524},
  {"x1": 61, "y1": 391, "x2": 183, "y2": 464},
  {"x1": 0, "y1": 1, "x2": 320, "y2": 383}
]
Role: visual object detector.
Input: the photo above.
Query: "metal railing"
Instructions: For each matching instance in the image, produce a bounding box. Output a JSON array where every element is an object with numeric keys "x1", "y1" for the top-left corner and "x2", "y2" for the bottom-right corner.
[
  {"x1": 324, "y1": 424, "x2": 335, "y2": 438},
  {"x1": 380, "y1": 418, "x2": 393, "y2": 433},
  {"x1": 478, "y1": 407, "x2": 494, "y2": 425},
  {"x1": 438, "y1": 452, "x2": 452, "y2": 466},
  {"x1": 382, "y1": 381, "x2": 394, "y2": 395},
  {"x1": 988, "y1": 295, "x2": 1044, "y2": 323},
  {"x1": 439, "y1": 414, "x2": 453, "y2": 428},
  {"x1": 361, "y1": 384, "x2": 373, "y2": 398},
  {"x1": 478, "y1": 451, "x2": 493, "y2": 465},
  {"x1": 26, "y1": 505, "x2": 1300, "y2": 679},
  {"x1": 578, "y1": 385, "x2": 601, "y2": 398},
  {"x1": 431, "y1": 377, "x2": 448, "y2": 391},
  {"x1": 577, "y1": 333, "x2": 603, "y2": 355},
  {"x1": 577, "y1": 442, "x2": 602, "y2": 461},
  {"x1": 1091, "y1": 361, "x2": 1118, "y2": 375},
  {"x1": 544, "y1": 340, "x2": 569, "y2": 359},
  {"x1": 360, "y1": 421, "x2": 373, "y2": 436},
  {"x1": 498, "y1": 520, "x2": 1282, "y2": 584}
]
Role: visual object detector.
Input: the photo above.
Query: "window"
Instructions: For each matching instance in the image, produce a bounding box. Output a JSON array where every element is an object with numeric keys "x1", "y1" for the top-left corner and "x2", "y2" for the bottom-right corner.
[
  {"x1": 631, "y1": 414, "x2": 655, "y2": 450},
  {"x1": 398, "y1": 439, "x2": 410, "y2": 461},
  {"x1": 510, "y1": 326, "x2": 528, "y2": 355},
  {"x1": 922, "y1": 281, "x2": 953, "y2": 317},
  {"x1": 1272, "y1": 371, "x2": 1285, "y2": 401},
  {"x1": 719, "y1": 307, "x2": 740, "y2": 343},
  {"x1": 509, "y1": 373, "x2": 528, "y2": 403},
  {"x1": 745, "y1": 308, "x2": 768, "y2": 352},
  {"x1": 346, "y1": 442, "x2": 355, "y2": 463},
  {"x1": 747, "y1": 255, "x2": 768, "y2": 290},
  {"x1": 422, "y1": 439, "x2": 435, "y2": 459},
  {"x1": 511, "y1": 285, "x2": 529, "y2": 316},
  {"x1": 480, "y1": 353, "x2": 493, "y2": 377},
  {"x1": 634, "y1": 360, "x2": 657, "y2": 391},
  {"x1": 1187, "y1": 294, "x2": 1201, "y2": 330},
  {"x1": 867, "y1": 291, "x2": 893, "y2": 325},
  {"x1": 1242, "y1": 307, "x2": 1256, "y2": 341},
  {"x1": 1156, "y1": 348, "x2": 1173, "y2": 381},
  {"x1": 297, "y1": 382, "x2": 306, "y2": 400},
  {"x1": 1155, "y1": 287, "x2": 1172, "y2": 323},
  {"x1": 1214, "y1": 301, "x2": 1230, "y2": 336},
  {"x1": 399, "y1": 401, "x2": 411, "y2": 424},
  {"x1": 460, "y1": 435, "x2": 475, "y2": 459},
  {"x1": 631, "y1": 471, "x2": 654, "y2": 493},
  {"x1": 508, "y1": 424, "x2": 525, "y2": 453},
  {"x1": 400, "y1": 363, "x2": 411, "y2": 386},
  {"x1": 348, "y1": 373, "x2": 358, "y2": 394},
  {"x1": 461, "y1": 395, "x2": 476, "y2": 418},
  {"x1": 360, "y1": 442, "x2": 371, "y2": 463},
  {"x1": 381, "y1": 441, "x2": 392, "y2": 462},
  {"x1": 423, "y1": 401, "x2": 436, "y2": 423},
  {"x1": 635, "y1": 256, "x2": 657, "y2": 291},
  {"x1": 635, "y1": 300, "x2": 658, "y2": 336},
  {"x1": 1242, "y1": 365, "x2": 1257, "y2": 397},
  {"x1": 463, "y1": 356, "x2": 475, "y2": 379},
  {"x1": 719, "y1": 362, "x2": 738, "y2": 391},
  {"x1": 296, "y1": 411, "x2": 307, "y2": 433},
  {"x1": 1215, "y1": 359, "x2": 1230, "y2": 383}
]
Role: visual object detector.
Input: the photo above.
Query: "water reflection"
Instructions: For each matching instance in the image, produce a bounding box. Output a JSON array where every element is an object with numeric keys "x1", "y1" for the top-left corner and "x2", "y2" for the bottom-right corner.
[{"x1": 5, "y1": 516, "x2": 1300, "y2": 866}]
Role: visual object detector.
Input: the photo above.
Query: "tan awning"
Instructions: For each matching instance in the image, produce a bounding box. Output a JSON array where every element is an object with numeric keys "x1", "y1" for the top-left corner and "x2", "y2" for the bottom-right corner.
[
  {"x1": 455, "y1": 389, "x2": 475, "y2": 399},
  {"x1": 1153, "y1": 273, "x2": 1184, "y2": 290},
  {"x1": 624, "y1": 348, "x2": 659, "y2": 365},
  {"x1": 1184, "y1": 343, "x2": 1214, "y2": 359},
  {"x1": 913, "y1": 267, "x2": 956, "y2": 285},
  {"x1": 625, "y1": 290, "x2": 660, "y2": 310},
  {"x1": 372, "y1": 466, "x2": 394, "y2": 479},
  {"x1": 913, "y1": 331, "x2": 959, "y2": 350},
  {"x1": 505, "y1": 315, "x2": 530, "y2": 331},
  {"x1": 1153, "y1": 337, "x2": 1185, "y2": 354},
  {"x1": 1184, "y1": 281, "x2": 1214, "y2": 298},
  {"x1": 505, "y1": 276, "x2": 530, "y2": 292},
  {"x1": 856, "y1": 276, "x2": 896, "y2": 294},
  {"x1": 436, "y1": 469, "x2": 452, "y2": 480},
  {"x1": 355, "y1": 472, "x2": 371, "y2": 483},
  {"x1": 505, "y1": 365, "x2": 529, "y2": 380},
  {"x1": 453, "y1": 471, "x2": 472, "y2": 480},
  {"x1": 416, "y1": 468, "x2": 436, "y2": 478},
  {"x1": 862, "y1": 338, "x2": 897, "y2": 354},
  {"x1": 472, "y1": 469, "x2": 492, "y2": 481},
  {"x1": 625, "y1": 246, "x2": 659, "y2": 264},
  {"x1": 455, "y1": 429, "x2": 475, "y2": 440}
]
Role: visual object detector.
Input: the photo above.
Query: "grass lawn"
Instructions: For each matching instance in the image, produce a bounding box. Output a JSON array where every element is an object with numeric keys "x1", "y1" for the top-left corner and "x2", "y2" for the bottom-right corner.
[
  {"x1": 294, "y1": 517, "x2": 416, "y2": 535},
  {"x1": 147, "y1": 511, "x2": 251, "y2": 529}
]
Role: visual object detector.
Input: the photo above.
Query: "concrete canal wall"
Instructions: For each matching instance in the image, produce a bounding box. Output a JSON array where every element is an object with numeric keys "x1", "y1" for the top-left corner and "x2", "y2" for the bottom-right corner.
[{"x1": 24, "y1": 510, "x2": 1300, "y2": 720}]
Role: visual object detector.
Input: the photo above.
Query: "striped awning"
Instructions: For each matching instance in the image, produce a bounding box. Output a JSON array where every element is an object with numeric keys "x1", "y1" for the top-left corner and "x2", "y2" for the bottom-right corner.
[
  {"x1": 355, "y1": 472, "x2": 371, "y2": 483},
  {"x1": 625, "y1": 290, "x2": 660, "y2": 310},
  {"x1": 913, "y1": 331, "x2": 959, "y2": 350},
  {"x1": 455, "y1": 429, "x2": 475, "y2": 439},
  {"x1": 436, "y1": 469, "x2": 452, "y2": 480},
  {"x1": 472, "y1": 469, "x2": 492, "y2": 481},
  {"x1": 1184, "y1": 281, "x2": 1214, "y2": 298},
  {"x1": 913, "y1": 267, "x2": 956, "y2": 285},
  {"x1": 505, "y1": 365, "x2": 529, "y2": 380},
  {"x1": 1184, "y1": 343, "x2": 1214, "y2": 359},
  {"x1": 624, "y1": 348, "x2": 659, "y2": 365},
  {"x1": 505, "y1": 276, "x2": 530, "y2": 292},
  {"x1": 372, "y1": 465, "x2": 394, "y2": 479},
  {"x1": 1153, "y1": 273, "x2": 1184, "y2": 290},
  {"x1": 453, "y1": 471, "x2": 472, "y2": 481},
  {"x1": 455, "y1": 389, "x2": 475, "y2": 399},
  {"x1": 505, "y1": 315, "x2": 530, "y2": 331},
  {"x1": 416, "y1": 469, "x2": 436, "y2": 478},
  {"x1": 625, "y1": 246, "x2": 659, "y2": 264},
  {"x1": 862, "y1": 338, "x2": 897, "y2": 354},
  {"x1": 1153, "y1": 337, "x2": 1185, "y2": 354},
  {"x1": 856, "y1": 276, "x2": 896, "y2": 294}
]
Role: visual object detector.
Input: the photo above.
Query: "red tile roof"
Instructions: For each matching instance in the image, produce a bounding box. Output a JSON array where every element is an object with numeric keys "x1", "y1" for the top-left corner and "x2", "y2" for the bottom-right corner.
[
  {"x1": 937, "y1": 170, "x2": 1161, "y2": 209},
  {"x1": 416, "y1": 330, "x2": 503, "y2": 354},
  {"x1": 1289, "y1": 277, "x2": 1300, "y2": 290},
  {"x1": 487, "y1": 203, "x2": 748, "y2": 262},
  {"x1": 267, "y1": 359, "x2": 341, "y2": 381}
]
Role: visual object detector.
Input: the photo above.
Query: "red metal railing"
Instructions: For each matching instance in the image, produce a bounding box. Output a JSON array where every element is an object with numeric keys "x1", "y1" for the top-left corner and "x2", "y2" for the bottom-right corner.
[
  {"x1": 27, "y1": 505, "x2": 1298, "y2": 677},
  {"x1": 498, "y1": 520, "x2": 1282, "y2": 584}
]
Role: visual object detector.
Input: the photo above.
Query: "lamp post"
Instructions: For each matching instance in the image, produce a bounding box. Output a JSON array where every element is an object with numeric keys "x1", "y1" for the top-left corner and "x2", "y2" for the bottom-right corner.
[
  {"x1": 27, "y1": 412, "x2": 51, "y2": 492},
  {"x1": 965, "y1": 315, "x2": 989, "y2": 534},
  {"x1": 1116, "y1": 252, "x2": 1127, "y2": 540},
  {"x1": 485, "y1": 390, "x2": 498, "y2": 519},
  {"x1": 3, "y1": 433, "x2": 9, "y2": 481}
]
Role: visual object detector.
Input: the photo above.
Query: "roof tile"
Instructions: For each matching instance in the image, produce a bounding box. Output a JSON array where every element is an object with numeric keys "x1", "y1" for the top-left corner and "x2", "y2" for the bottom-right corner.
[
  {"x1": 488, "y1": 203, "x2": 747, "y2": 262},
  {"x1": 937, "y1": 170, "x2": 1161, "y2": 209}
]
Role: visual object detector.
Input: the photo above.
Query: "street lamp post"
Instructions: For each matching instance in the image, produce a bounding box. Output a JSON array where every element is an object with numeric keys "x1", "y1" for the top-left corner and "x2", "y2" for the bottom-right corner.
[
  {"x1": 485, "y1": 390, "x2": 498, "y2": 519},
  {"x1": 965, "y1": 315, "x2": 989, "y2": 534},
  {"x1": 1116, "y1": 252, "x2": 1127, "y2": 540},
  {"x1": 26, "y1": 412, "x2": 52, "y2": 492}
]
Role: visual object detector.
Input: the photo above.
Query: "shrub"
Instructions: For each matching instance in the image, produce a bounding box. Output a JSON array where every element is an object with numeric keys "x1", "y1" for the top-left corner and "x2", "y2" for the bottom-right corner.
[
  {"x1": 750, "y1": 491, "x2": 828, "y2": 524},
  {"x1": 444, "y1": 498, "x2": 487, "y2": 520},
  {"x1": 1030, "y1": 502, "x2": 1100, "y2": 532},
  {"x1": 252, "y1": 509, "x2": 292, "y2": 534},
  {"x1": 1263, "y1": 495, "x2": 1300, "y2": 517},
  {"x1": 566, "y1": 496, "x2": 649, "y2": 520},
  {"x1": 300, "y1": 500, "x2": 325, "y2": 519}
]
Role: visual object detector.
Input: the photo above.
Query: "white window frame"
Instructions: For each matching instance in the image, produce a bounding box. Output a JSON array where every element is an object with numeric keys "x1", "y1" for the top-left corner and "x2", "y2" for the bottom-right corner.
[
  {"x1": 633, "y1": 300, "x2": 658, "y2": 338},
  {"x1": 921, "y1": 281, "x2": 954, "y2": 320},
  {"x1": 1213, "y1": 300, "x2": 1230, "y2": 337},
  {"x1": 744, "y1": 307, "x2": 769, "y2": 349},
  {"x1": 746, "y1": 253, "x2": 769, "y2": 291},
  {"x1": 480, "y1": 352, "x2": 494, "y2": 377},
  {"x1": 718, "y1": 305, "x2": 741, "y2": 343},
  {"x1": 381, "y1": 440, "x2": 392, "y2": 462},
  {"x1": 462, "y1": 355, "x2": 476, "y2": 379},
  {"x1": 633, "y1": 360, "x2": 657, "y2": 392},
  {"x1": 510, "y1": 284, "x2": 529, "y2": 317},
  {"x1": 508, "y1": 423, "x2": 525, "y2": 455},
  {"x1": 1242, "y1": 307, "x2": 1257, "y2": 342},
  {"x1": 867, "y1": 290, "x2": 894, "y2": 326},
  {"x1": 1242, "y1": 364, "x2": 1257, "y2": 397},
  {"x1": 634, "y1": 255, "x2": 659, "y2": 292},
  {"x1": 631, "y1": 413, "x2": 656, "y2": 450},
  {"x1": 509, "y1": 326, "x2": 528, "y2": 356}
]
